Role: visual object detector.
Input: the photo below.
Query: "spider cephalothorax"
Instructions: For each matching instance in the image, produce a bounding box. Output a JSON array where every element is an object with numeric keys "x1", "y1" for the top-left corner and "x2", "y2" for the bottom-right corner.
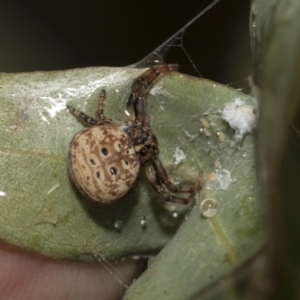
[
  {"x1": 124, "y1": 125, "x2": 159, "y2": 163},
  {"x1": 67, "y1": 64, "x2": 202, "y2": 204}
]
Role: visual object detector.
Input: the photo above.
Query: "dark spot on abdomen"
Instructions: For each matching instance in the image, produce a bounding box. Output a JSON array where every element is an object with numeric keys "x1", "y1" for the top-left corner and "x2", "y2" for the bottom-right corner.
[
  {"x1": 102, "y1": 148, "x2": 108, "y2": 155},
  {"x1": 110, "y1": 167, "x2": 117, "y2": 175}
]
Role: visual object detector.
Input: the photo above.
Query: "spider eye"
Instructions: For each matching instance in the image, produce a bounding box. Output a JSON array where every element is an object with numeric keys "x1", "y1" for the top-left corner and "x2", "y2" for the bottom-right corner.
[
  {"x1": 110, "y1": 167, "x2": 117, "y2": 176},
  {"x1": 101, "y1": 148, "x2": 108, "y2": 155}
]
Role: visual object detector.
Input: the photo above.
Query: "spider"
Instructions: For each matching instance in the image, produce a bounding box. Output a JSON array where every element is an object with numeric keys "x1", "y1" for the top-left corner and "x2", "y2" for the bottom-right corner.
[{"x1": 67, "y1": 64, "x2": 202, "y2": 205}]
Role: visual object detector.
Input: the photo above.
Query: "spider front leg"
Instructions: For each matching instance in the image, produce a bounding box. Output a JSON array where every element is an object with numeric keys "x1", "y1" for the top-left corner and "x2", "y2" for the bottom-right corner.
[
  {"x1": 145, "y1": 160, "x2": 203, "y2": 205},
  {"x1": 129, "y1": 64, "x2": 179, "y2": 99},
  {"x1": 127, "y1": 64, "x2": 179, "y2": 125},
  {"x1": 67, "y1": 89, "x2": 117, "y2": 126},
  {"x1": 95, "y1": 89, "x2": 112, "y2": 123},
  {"x1": 67, "y1": 105, "x2": 101, "y2": 126}
]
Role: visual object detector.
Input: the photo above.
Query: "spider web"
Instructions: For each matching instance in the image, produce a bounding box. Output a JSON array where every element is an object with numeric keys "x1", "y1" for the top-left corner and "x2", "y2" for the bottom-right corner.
[
  {"x1": 134, "y1": 0, "x2": 221, "y2": 77},
  {"x1": 94, "y1": 1, "x2": 224, "y2": 297}
]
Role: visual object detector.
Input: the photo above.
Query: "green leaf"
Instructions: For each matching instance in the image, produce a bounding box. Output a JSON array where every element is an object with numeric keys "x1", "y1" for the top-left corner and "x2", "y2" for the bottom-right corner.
[{"x1": 0, "y1": 67, "x2": 262, "y2": 281}]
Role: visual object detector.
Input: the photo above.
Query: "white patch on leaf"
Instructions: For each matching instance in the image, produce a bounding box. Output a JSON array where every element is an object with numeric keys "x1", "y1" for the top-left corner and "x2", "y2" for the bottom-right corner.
[
  {"x1": 173, "y1": 147, "x2": 186, "y2": 164},
  {"x1": 222, "y1": 98, "x2": 256, "y2": 139}
]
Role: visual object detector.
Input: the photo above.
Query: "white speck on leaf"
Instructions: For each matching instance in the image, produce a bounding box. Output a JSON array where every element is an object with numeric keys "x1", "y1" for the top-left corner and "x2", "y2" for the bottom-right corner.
[
  {"x1": 216, "y1": 169, "x2": 232, "y2": 190},
  {"x1": 47, "y1": 184, "x2": 59, "y2": 195},
  {"x1": 173, "y1": 147, "x2": 186, "y2": 164},
  {"x1": 41, "y1": 115, "x2": 50, "y2": 124},
  {"x1": 182, "y1": 129, "x2": 198, "y2": 139}
]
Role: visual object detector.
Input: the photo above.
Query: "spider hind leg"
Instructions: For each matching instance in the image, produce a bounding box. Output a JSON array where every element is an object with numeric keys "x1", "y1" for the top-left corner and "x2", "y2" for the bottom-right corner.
[{"x1": 145, "y1": 161, "x2": 203, "y2": 205}]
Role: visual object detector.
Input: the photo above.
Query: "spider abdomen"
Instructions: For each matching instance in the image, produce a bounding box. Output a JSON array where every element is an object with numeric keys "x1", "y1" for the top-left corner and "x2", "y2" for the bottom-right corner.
[{"x1": 68, "y1": 126, "x2": 140, "y2": 204}]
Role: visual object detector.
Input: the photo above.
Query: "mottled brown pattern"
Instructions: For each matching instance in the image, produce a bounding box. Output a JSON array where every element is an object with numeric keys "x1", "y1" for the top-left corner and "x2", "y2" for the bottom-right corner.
[{"x1": 68, "y1": 126, "x2": 139, "y2": 204}]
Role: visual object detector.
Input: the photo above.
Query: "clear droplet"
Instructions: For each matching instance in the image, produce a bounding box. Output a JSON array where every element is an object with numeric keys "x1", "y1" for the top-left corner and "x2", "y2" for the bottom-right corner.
[
  {"x1": 113, "y1": 220, "x2": 123, "y2": 230},
  {"x1": 139, "y1": 216, "x2": 147, "y2": 228},
  {"x1": 171, "y1": 174, "x2": 183, "y2": 185},
  {"x1": 172, "y1": 211, "x2": 178, "y2": 219},
  {"x1": 200, "y1": 198, "x2": 219, "y2": 218}
]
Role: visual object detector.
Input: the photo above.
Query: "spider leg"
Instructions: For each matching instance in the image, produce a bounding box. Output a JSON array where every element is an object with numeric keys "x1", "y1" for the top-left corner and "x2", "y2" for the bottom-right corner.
[
  {"x1": 127, "y1": 64, "x2": 178, "y2": 125},
  {"x1": 153, "y1": 159, "x2": 203, "y2": 202},
  {"x1": 145, "y1": 161, "x2": 203, "y2": 205},
  {"x1": 67, "y1": 105, "x2": 105, "y2": 125},
  {"x1": 95, "y1": 89, "x2": 114, "y2": 124},
  {"x1": 130, "y1": 64, "x2": 179, "y2": 100},
  {"x1": 95, "y1": 89, "x2": 106, "y2": 119},
  {"x1": 68, "y1": 90, "x2": 121, "y2": 126},
  {"x1": 153, "y1": 159, "x2": 202, "y2": 193}
]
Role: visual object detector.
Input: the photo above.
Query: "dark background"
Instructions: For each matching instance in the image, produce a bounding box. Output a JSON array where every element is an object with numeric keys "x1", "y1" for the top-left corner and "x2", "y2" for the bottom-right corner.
[{"x1": 0, "y1": 0, "x2": 251, "y2": 89}]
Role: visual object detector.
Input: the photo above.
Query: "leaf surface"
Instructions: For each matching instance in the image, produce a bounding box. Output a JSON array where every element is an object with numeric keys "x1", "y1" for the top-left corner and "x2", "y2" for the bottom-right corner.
[{"x1": 0, "y1": 67, "x2": 262, "y2": 273}]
